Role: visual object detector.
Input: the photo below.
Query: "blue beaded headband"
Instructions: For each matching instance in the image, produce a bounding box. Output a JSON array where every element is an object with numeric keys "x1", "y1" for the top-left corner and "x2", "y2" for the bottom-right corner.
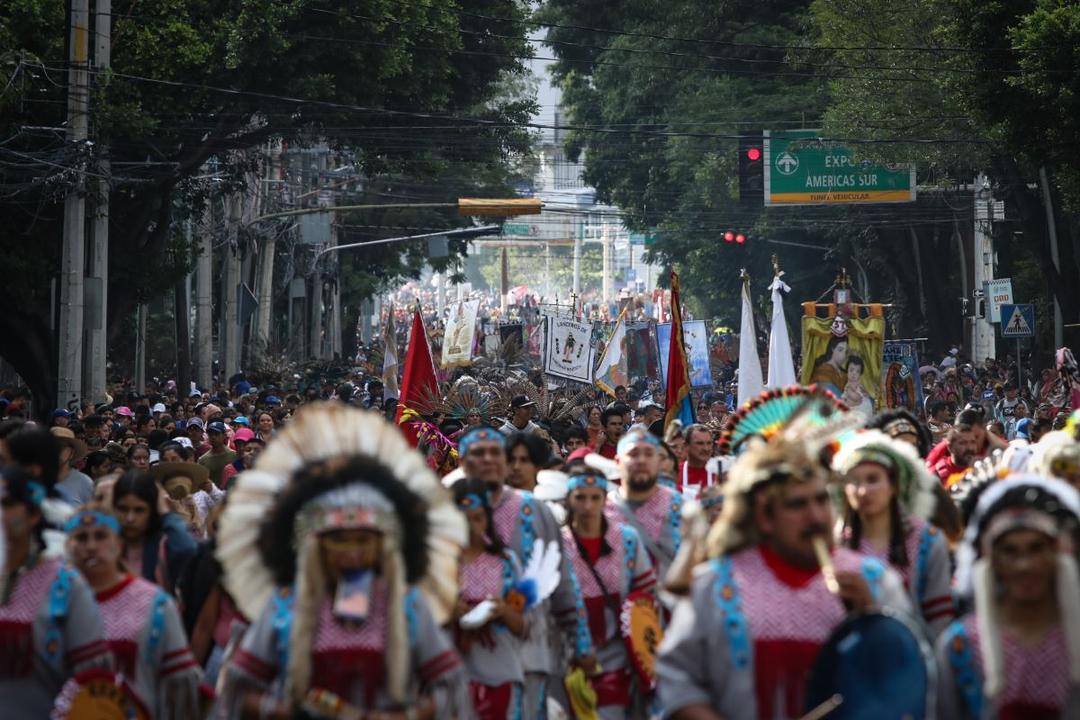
[
  {"x1": 457, "y1": 493, "x2": 487, "y2": 510},
  {"x1": 459, "y1": 427, "x2": 505, "y2": 456},
  {"x1": 64, "y1": 510, "x2": 121, "y2": 535},
  {"x1": 567, "y1": 473, "x2": 608, "y2": 492}
]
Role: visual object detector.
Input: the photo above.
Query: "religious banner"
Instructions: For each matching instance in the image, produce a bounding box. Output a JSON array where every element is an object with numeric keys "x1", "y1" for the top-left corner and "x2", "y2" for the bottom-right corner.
[
  {"x1": 441, "y1": 300, "x2": 479, "y2": 368},
  {"x1": 657, "y1": 320, "x2": 714, "y2": 388},
  {"x1": 800, "y1": 303, "x2": 885, "y2": 414},
  {"x1": 882, "y1": 341, "x2": 925, "y2": 413},
  {"x1": 544, "y1": 317, "x2": 596, "y2": 383},
  {"x1": 626, "y1": 322, "x2": 661, "y2": 385}
]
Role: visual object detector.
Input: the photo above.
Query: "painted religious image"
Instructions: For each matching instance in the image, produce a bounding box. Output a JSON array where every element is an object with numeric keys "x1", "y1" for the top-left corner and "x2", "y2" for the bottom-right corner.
[
  {"x1": 544, "y1": 317, "x2": 596, "y2": 383},
  {"x1": 882, "y1": 341, "x2": 925, "y2": 413},
  {"x1": 441, "y1": 300, "x2": 480, "y2": 368},
  {"x1": 800, "y1": 308, "x2": 885, "y2": 413},
  {"x1": 657, "y1": 320, "x2": 714, "y2": 388}
]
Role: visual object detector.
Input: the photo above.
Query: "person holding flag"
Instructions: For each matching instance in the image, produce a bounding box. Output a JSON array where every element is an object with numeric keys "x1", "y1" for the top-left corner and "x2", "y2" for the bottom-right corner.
[
  {"x1": 395, "y1": 309, "x2": 457, "y2": 475},
  {"x1": 665, "y1": 273, "x2": 695, "y2": 432}
]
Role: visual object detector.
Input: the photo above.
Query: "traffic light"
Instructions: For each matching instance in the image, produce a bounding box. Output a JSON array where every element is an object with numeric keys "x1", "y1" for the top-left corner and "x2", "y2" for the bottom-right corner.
[
  {"x1": 723, "y1": 230, "x2": 747, "y2": 245},
  {"x1": 738, "y1": 131, "x2": 764, "y2": 206}
]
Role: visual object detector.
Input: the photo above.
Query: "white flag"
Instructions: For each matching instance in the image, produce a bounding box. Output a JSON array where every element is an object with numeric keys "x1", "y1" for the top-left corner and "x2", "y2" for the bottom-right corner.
[
  {"x1": 737, "y1": 277, "x2": 764, "y2": 406},
  {"x1": 594, "y1": 306, "x2": 629, "y2": 397},
  {"x1": 382, "y1": 305, "x2": 400, "y2": 400},
  {"x1": 766, "y1": 273, "x2": 797, "y2": 388}
]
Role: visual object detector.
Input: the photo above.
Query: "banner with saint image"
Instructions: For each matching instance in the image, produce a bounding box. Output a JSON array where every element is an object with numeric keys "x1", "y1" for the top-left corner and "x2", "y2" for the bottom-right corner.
[
  {"x1": 799, "y1": 303, "x2": 884, "y2": 414},
  {"x1": 441, "y1": 300, "x2": 479, "y2": 368},
  {"x1": 544, "y1": 317, "x2": 595, "y2": 383}
]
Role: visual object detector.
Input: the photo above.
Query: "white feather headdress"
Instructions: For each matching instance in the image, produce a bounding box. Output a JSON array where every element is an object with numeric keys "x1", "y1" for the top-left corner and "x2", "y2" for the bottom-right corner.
[{"x1": 832, "y1": 430, "x2": 938, "y2": 521}]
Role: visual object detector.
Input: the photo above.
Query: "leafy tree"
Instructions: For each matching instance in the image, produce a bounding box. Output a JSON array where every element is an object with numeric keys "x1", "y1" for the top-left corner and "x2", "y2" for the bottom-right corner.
[
  {"x1": 0, "y1": 0, "x2": 535, "y2": 409},
  {"x1": 812, "y1": 0, "x2": 1080, "y2": 353}
]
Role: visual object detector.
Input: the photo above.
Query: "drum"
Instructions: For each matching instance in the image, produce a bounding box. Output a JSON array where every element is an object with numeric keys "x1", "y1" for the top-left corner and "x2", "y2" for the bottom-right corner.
[{"x1": 804, "y1": 609, "x2": 934, "y2": 720}]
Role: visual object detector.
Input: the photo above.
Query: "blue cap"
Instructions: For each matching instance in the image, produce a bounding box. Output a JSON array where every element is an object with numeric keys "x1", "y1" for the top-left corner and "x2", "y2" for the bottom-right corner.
[
  {"x1": 234, "y1": 415, "x2": 250, "y2": 426},
  {"x1": 206, "y1": 420, "x2": 228, "y2": 434},
  {"x1": 52, "y1": 408, "x2": 72, "y2": 418},
  {"x1": 264, "y1": 395, "x2": 282, "y2": 406},
  {"x1": 1015, "y1": 417, "x2": 1033, "y2": 440}
]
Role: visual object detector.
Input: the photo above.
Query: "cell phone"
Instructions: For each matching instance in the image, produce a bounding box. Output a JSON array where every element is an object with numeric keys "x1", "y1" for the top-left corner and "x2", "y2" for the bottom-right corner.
[{"x1": 333, "y1": 569, "x2": 373, "y2": 623}]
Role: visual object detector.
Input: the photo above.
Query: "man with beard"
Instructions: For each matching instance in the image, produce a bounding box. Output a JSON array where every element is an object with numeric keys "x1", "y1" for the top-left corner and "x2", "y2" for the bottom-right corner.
[
  {"x1": 606, "y1": 429, "x2": 683, "y2": 583},
  {"x1": 459, "y1": 427, "x2": 593, "y2": 720},
  {"x1": 931, "y1": 423, "x2": 977, "y2": 486},
  {"x1": 656, "y1": 431, "x2": 911, "y2": 720}
]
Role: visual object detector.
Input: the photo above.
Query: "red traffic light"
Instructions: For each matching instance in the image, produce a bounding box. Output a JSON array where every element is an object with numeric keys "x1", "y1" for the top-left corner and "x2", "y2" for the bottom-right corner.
[
  {"x1": 724, "y1": 231, "x2": 735, "y2": 243},
  {"x1": 736, "y1": 233, "x2": 746, "y2": 244},
  {"x1": 746, "y1": 147, "x2": 761, "y2": 162}
]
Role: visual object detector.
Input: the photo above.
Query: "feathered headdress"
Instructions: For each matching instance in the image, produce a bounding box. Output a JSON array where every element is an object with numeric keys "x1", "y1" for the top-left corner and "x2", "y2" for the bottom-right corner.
[
  {"x1": 707, "y1": 387, "x2": 861, "y2": 558},
  {"x1": 424, "y1": 376, "x2": 498, "y2": 421},
  {"x1": 832, "y1": 430, "x2": 937, "y2": 521},
  {"x1": 216, "y1": 403, "x2": 467, "y2": 705},
  {"x1": 717, "y1": 385, "x2": 848, "y2": 456},
  {"x1": 953, "y1": 474, "x2": 1080, "y2": 699}
]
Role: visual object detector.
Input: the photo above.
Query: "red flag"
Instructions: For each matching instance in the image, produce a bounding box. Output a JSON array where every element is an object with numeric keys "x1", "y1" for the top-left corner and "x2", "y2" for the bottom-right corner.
[
  {"x1": 394, "y1": 310, "x2": 439, "y2": 428},
  {"x1": 665, "y1": 272, "x2": 696, "y2": 428}
]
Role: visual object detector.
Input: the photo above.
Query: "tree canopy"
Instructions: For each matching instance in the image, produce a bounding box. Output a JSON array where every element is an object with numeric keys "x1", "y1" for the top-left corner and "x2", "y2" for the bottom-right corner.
[{"x1": 0, "y1": 0, "x2": 536, "y2": 405}]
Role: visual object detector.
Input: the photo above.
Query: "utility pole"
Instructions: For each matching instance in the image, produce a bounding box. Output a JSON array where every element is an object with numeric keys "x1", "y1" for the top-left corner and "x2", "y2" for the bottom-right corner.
[
  {"x1": 601, "y1": 225, "x2": 612, "y2": 303},
  {"x1": 572, "y1": 220, "x2": 582, "y2": 300},
  {"x1": 134, "y1": 303, "x2": 146, "y2": 393},
  {"x1": 1039, "y1": 167, "x2": 1064, "y2": 348},
  {"x1": 194, "y1": 203, "x2": 213, "y2": 391},
  {"x1": 222, "y1": 194, "x2": 241, "y2": 378},
  {"x1": 254, "y1": 140, "x2": 281, "y2": 353},
  {"x1": 84, "y1": 0, "x2": 110, "y2": 404},
  {"x1": 971, "y1": 175, "x2": 997, "y2": 363},
  {"x1": 174, "y1": 220, "x2": 192, "y2": 394},
  {"x1": 58, "y1": 0, "x2": 90, "y2": 408}
]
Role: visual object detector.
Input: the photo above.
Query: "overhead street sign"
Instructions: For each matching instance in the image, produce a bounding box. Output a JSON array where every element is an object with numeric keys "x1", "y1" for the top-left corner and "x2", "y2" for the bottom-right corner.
[
  {"x1": 763, "y1": 129, "x2": 916, "y2": 206},
  {"x1": 985, "y1": 278, "x2": 1013, "y2": 323},
  {"x1": 1000, "y1": 304, "x2": 1035, "y2": 338}
]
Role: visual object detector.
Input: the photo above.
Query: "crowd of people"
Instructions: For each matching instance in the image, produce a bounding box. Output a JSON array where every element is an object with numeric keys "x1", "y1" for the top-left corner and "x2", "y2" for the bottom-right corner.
[{"x1": 0, "y1": 343, "x2": 1078, "y2": 719}]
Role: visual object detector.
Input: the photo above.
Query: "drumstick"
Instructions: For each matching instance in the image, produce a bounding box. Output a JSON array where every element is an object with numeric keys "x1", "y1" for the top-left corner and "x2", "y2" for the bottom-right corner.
[
  {"x1": 812, "y1": 537, "x2": 840, "y2": 594},
  {"x1": 799, "y1": 694, "x2": 843, "y2": 720}
]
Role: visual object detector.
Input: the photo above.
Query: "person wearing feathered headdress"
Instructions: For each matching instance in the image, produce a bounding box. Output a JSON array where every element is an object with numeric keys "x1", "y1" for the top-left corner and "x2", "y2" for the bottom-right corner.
[
  {"x1": 214, "y1": 403, "x2": 470, "y2": 719},
  {"x1": 833, "y1": 431, "x2": 954, "y2": 638},
  {"x1": 656, "y1": 426, "x2": 911, "y2": 720},
  {"x1": 938, "y1": 475, "x2": 1080, "y2": 718}
]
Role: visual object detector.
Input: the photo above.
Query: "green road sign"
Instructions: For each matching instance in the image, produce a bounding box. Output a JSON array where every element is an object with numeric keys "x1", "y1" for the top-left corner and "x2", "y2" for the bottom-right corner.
[{"x1": 764, "y1": 129, "x2": 916, "y2": 206}]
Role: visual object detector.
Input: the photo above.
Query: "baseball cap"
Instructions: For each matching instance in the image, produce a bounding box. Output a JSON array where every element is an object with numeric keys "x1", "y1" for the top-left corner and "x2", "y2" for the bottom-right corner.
[
  {"x1": 206, "y1": 420, "x2": 228, "y2": 434},
  {"x1": 51, "y1": 408, "x2": 72, "y2": 419},
  {"x1": 233, "y1": 415, "x2": 250, "y2": 426},
  {"x1": 115, "y1": 406, "x2": 134, "y2": 418},
  {"x1": 152, "y1": 402, "x2": 167, "y2": 414},
  {"x1": 187, "y1": 417, "x2": 205, "y2": 430},
  {"x1": 234, "y1": 428, "x2": 256, "y2": 443},
  {"x1": 510, "y1": 394, "x2": 536, "y2": 409},
  {"x1": 1015, "y1": 418, "x2": 1033, "y2": 440}
]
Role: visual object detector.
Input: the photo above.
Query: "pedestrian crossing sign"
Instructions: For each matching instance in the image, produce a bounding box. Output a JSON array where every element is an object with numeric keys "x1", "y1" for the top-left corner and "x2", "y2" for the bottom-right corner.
[{"x1": 1000, "y1": 303, "x2": 1034, "y2": 338}]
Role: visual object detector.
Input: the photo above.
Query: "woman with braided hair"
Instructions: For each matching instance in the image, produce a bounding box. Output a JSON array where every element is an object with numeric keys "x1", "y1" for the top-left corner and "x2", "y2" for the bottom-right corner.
[
  {"x1": 0, "y1": 466, "x2": 112, "y2": 719},
  {"x1": 451, "y1": 478, "x2": 527, "y2": 720},
  {"x1": 833, "y1": 431, "x2": 954, "y2": 639},
  {"x1": 215, "y1": 403, "x2": 470, "y2": 720}
]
